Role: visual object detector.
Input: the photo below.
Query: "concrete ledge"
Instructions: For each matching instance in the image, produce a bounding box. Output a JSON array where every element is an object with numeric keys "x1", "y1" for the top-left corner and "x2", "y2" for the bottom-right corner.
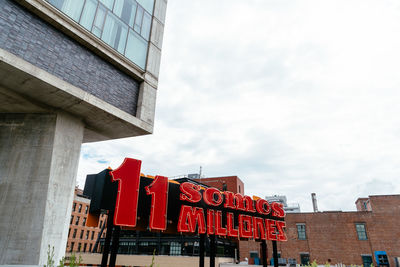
[
  {"x1": 70, "y1": 253, "x2": 235, "y2": 267},
  {"x1": 0, "y1": 48, "x2": 153, "y2": 142}
]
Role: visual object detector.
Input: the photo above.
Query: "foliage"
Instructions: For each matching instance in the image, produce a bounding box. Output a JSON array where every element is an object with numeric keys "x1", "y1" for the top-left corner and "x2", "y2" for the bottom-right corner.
[
  {"x1": 148, "y1": 249, "x2": 157, "y2": 267},
  {"x1": 44, "y1": 245, "x2": 82, "y2": 267},
  {"x1": 44, "y1": 245, "x2": 55, "y2": 267}
]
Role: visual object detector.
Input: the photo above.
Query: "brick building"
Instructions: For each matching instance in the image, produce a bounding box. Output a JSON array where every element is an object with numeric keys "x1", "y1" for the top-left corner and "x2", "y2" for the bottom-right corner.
[
  {"x1": 196, "y1": 176, "x2": 245, "y2": 195},
  {"x1": 266, "y1": 194, "x2": 400, "y2": 267},
  {"x1": 67, "y1": 188, "x2": 107, "y2": 253}
]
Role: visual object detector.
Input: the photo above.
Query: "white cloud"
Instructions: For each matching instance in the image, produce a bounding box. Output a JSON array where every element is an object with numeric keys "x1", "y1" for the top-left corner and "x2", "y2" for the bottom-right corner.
[{"x1": 77, "y1": 0, "x2": 400, "y2": 212}]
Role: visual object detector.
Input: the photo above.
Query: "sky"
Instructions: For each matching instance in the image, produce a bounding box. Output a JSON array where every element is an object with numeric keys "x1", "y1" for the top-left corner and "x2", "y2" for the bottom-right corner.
[{"x1": 77, "y1": 0, "x2": 400, "y2": 212}]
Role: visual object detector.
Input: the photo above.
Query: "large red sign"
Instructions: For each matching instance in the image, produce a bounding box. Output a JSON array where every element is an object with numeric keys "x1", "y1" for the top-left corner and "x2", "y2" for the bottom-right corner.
[{"x1": 103, "y1": 158, "x2": 287, "y2": 241}]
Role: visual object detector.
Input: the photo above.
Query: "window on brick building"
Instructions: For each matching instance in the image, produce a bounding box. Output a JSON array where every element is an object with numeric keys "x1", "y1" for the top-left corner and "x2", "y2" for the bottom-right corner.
[
  {"x1": 77, "y1": 243, "x2": 81, "y2": 252},
  {"x1": 80, "y1": 230, "x2": 84, "y2": 239},
  {"x1": 70, "y1": 242, "x2": 75, "y2": 252},
  {"x1": 86, "y1": 230, "x2": 89, "y2": 240},
  {"x1": 73, "y1": 202, "x2": 76, "y2": 212},
  {"x1": 82, "y1": 217, "x2": 87, "y2": 226},
  {"x1": 78, "y1": 204, "x2": 82, "y2": 213},
  {"x1": 89, "y1": 243, "x2": 92, "y2": 252},
  {"x1": 85, "y1": 205, "x2": 88, "y2": 214},
  {"x1": 70, "y1": 215, "x2": 74, "y2": 224},
  {"x1": 83, "y1": 243, "x2": 87, "y2": 252},
  {"x1": 100, "y1": 220, "x2": 103, "y2": 228},
  {"x1": 72, "y1": 229, "x2": 77, "y2": 238},
  {"x1": 355, "y1": 223, "x2": 368, "y2": 240},
  {"x1": 296, "y1": 223, "x2": 307, "y2": 240},
  {"x1": 75, "y1": 216, "x2": 80, "y2": 225},
  {"x1": 362, "y1": 255, "x2": 373, "y2": 267},
  {"x1": 91, "y1": 231, "x2": 95, "y2": 240},
  {"x1": 300, "y1": 253, "x2": 310, "y2": 265},
  {"x1": 68, "y1": 228, "x2": 71, "y2": 237}
]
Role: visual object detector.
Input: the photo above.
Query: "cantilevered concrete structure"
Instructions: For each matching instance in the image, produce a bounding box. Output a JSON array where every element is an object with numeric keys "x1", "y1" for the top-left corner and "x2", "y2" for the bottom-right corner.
[{"x1": 0, "y1": 0, "x2": 167, "y2": 265}]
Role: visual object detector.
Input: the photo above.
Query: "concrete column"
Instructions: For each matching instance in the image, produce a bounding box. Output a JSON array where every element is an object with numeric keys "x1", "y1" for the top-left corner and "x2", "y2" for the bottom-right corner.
[{"x1": 0, "y1": 112, "x2": 84, "y2": 266}]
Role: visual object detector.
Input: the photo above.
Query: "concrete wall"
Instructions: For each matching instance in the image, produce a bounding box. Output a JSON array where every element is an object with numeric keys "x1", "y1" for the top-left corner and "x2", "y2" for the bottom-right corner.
[
  {"x1": 70, "y1": 253, "x2": 234, "y2": 267},
  {"x1": 0, "y1": 113, "x2": 84, "y2": 265},
  {"x1": 0, "y1": 0, "x2": 140, "y2": 115}
]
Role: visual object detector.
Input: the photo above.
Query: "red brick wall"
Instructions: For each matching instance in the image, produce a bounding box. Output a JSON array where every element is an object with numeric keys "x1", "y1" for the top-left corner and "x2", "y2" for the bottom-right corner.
[
  {"x1": 66, "y1": 188, "x2": 107, "y2": 253},
  {"x1": 198, "y1": 176, "x2": 244, "y2": 194},
  {"x1": 266, "y1": 195, "x2": 400, "y2": 266}
]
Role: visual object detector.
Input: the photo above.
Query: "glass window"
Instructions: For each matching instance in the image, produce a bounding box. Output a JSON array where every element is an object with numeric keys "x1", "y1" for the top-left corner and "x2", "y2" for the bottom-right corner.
[
  {"x1": 47, "y1": 0, "x2": 151, "y2": 69},
  {"x1": 75, "y1": 216, "x2": 80, "y2": 225},
  {"x1": 48, "y1": 0, "x2": 64, "y2": 10},
  {"x1": 99, "y1": 0, "x2": 114, "y2": 9},
  {"x1": 77, "y1": 243, "x2": 81, "y2": 252},
  {"x1": 83, "y1": 243, "x2": 87, "y2": 252},
  {"x1": 102, "y1": 12, "x2": 128, "y2": 54},
  {"x1": 82, "y1": 217, "x2": 87, "y2": 226},
  {"x1": 134, "y1": 6, "x2": 144, "y2": 33},
  {"x1": 80, "y1": 0, "x2": 97, "y2": 31},
  {"x1": 114, "y1": 0, "x2": 137, "y2": 27},
  {"x1": 169, "y1": 242, "x2": 181, "y2": 256},
  {"x1": 72, "y1": 229, "x2": 77, "y2": 238},
  {"x1": 91, "y1": 231, "x2": 95, "y2": 240},
  {"x1": 78, "y1": 204, "x2": 82, "y2": 213},
  {"x1": 85, "y1": 205, "x2": 88, "y2": 214},
  {"x1": 62, "y1": 0, "x2": 85, "y2": 21},
  {"x1": 80, "y1": 230, "x2": 84, "y2": 239},
  {"x1": 356, "y1": 223, "x2": 368, "y2": 240},
  {"x1": 92, "y1": 4, "x2": 107, "y2": 37},
  {"x1": 89, "y1": 243, "x2": 93, "y2": 252},
  {"x1": 362, "y1": 255, "x2": 373, "y2": 267},
  {"x1": 136, "y1": 0, "x2": 154, "y2": 14},
  {"x1": 125, "y1": 29, "x2": 147, "y2": 69},
  {"x1": 70, "y1": 242, "x2": 75, "y2": 252},
  {"x1": 296, "y1": 223, "x2": 306, "y2": 240},
  {"x1": 141, "y1": 12, "x2": 151, "y2": 40},
  {"x1": 70, "y1": 215, "x2": 74, "y2": 224},
  {"x1": 86, "y1": 230, "x2": 89, "y2": 239},
  {"x1": 300, "y1": 253, "x2": 310, "y2": 265},
  {"x1": 72, "y1": 202, "x2": 76, "y2": 211}
]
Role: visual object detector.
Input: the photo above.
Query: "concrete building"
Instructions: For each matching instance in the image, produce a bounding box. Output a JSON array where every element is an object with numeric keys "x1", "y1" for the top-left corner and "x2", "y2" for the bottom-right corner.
[
  {"x1": 0, "y1": 0, "x2": 167, "y2": 265},
  {"x1": 265, "y1": 195, "x2": 301, "y2": 213},
  {"x1": 267, "y1": 194, "x2": 400, "y2": 267}
]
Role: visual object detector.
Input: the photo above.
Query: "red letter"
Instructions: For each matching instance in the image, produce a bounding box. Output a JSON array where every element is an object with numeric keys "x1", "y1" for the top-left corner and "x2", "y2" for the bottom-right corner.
[
  {"x1": 207, "y1": 209, "x2": 215, "y2": 235},
  {"x1": 224, "y1": 192, "x2": 256, "y2": 212},
  {"x1": 239, "y1": 215, "x2": 253, "y2": 238},
  {"x1": 256, "y1": 199, "x2": 271, "y2": 215},
  {"x1": 271, "y1": 202, "x2": 285, "y2": 218},
  {"x1": 203, "y1": 188, "x2": 223, "y2": 206},
  {"x1": 227, "y1": 212, "x2": 238, "y2": 237},
  {"x1": 177, "y1": 205, "x2": 206, "y2": 234},
  {"x1": 110, "y1": 158, "x2": 141, "y2": 227},
  {"x1": 180, "y1": 182, "x2": 202, "y2": 203},
  {"x1": 145, "y1": 176, "x2": 169, "y2": 230},
  {"x1": 224, "y1": 191, "x2": 236, "y2": 209},
  {"x1": 215, "y1": 210, "x2": 227, "y2": 236},
  {"x1": 265, "y1": 219, "x2": 277, "y2": 241},
  {"x1": 253, "y1": 217, "x2": 266, "y2": 240},
  {"x1": 276, "y1": 221, "x2": 287, "y2": 241}
]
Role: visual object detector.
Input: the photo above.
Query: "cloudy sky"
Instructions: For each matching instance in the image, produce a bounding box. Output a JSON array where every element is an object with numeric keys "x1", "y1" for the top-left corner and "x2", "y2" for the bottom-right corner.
[{"x1": 77, "y1": 0, "x2": 400, "y2": 212}]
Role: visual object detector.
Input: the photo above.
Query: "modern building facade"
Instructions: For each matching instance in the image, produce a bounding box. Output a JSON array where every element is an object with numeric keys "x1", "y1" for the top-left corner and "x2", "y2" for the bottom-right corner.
[
  {"x1": 265, "y1": 195, "x2": 301, "y2": 213},
  {"x1": 0, "y1": 0, "x2": 167, "y2": 265}
]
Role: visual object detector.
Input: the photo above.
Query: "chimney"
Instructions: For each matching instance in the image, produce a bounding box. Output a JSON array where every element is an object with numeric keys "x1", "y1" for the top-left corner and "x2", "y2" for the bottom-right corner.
[{"x1": 311, "y1": 193, "x2": 318, "y2": 212}]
